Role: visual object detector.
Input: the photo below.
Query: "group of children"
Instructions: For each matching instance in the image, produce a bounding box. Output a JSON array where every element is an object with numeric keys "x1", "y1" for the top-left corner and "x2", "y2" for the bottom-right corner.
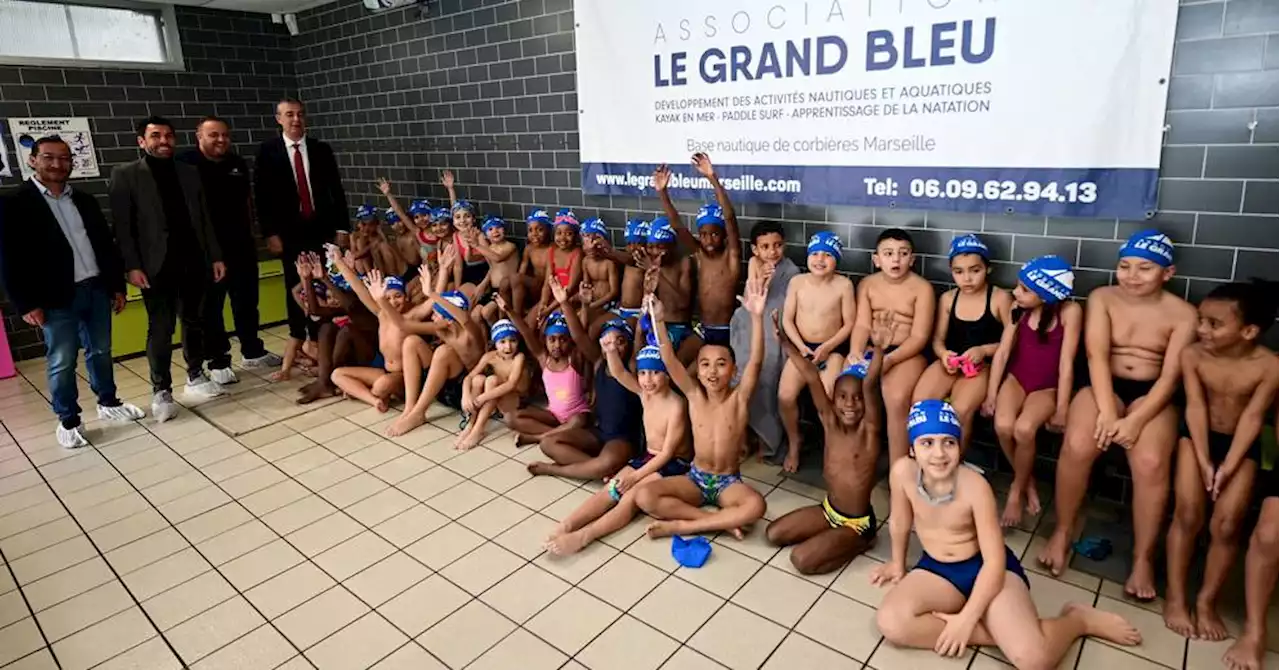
[{"x1": 272, "y1": 155, "x2": 1276, "y2": 670}]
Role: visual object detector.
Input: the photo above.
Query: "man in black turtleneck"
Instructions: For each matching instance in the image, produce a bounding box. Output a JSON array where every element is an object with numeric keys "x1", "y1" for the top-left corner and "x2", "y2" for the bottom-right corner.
[{"x1": 109, "y1": 115, "x2": 227, "y2": 422}]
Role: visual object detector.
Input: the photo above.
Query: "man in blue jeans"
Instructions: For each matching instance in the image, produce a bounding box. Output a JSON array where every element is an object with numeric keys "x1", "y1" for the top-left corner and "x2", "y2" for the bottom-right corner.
[{"x1": 0, "y1": 137, "x2": 144, "y2": 447}]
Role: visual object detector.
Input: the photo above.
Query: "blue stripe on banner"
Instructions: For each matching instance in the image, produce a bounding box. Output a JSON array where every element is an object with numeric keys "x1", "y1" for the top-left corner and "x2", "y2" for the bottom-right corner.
[{"x1": 582, "y1": 163, "x2": 1158, "y2": 220}]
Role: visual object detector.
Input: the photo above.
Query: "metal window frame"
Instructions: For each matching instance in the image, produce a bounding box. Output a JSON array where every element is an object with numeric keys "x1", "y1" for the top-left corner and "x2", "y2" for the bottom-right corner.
[{"x1": 0, "y1": 0, "x2": 185, "y2": 71}]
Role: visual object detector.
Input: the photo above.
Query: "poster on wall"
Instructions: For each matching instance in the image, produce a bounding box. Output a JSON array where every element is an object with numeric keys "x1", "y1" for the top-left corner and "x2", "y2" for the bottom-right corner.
[
  {"x1": 7, "y1": 118, "x2": 100, "y2": 180},
  {"x1": 575, "y1": 0, "x2": 1178, "y2": 219},
  {"x1": 0, "y1": 122, "x2": 10, "y2": 178}
]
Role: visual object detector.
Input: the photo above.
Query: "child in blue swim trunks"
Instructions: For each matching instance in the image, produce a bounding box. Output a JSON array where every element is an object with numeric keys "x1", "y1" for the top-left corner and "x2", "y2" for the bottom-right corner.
[
  {"x1": 635, "y1": 279, "x2": 769, "y2": 541},
  {"x1": 546, "y1": 343, "x2": 691, "y2": 556},
  {"x1": 641, "y1": 217, "x2": 697, "y2": 367},
  {"x1": 871, "y1": 399, "x2": 1142, "y2": 665}
]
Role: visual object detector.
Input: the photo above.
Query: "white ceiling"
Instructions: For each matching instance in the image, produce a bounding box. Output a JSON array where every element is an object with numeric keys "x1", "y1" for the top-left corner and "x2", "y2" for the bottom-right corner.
[{"x1": 151, "y1": 0, "x2": 334, "y2": 14}]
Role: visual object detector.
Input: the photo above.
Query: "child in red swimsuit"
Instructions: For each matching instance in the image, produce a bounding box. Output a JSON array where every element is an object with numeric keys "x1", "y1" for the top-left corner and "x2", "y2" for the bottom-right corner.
[
  {"x1": 531, "y1": 209, "x2": 583, "y2": 325},
  {"x1": 983, "y1": 255, "x2": 1082, "y2": 527}
]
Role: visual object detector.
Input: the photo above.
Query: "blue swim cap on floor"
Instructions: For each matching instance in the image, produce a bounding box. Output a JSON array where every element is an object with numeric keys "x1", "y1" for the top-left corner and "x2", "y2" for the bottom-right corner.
[{"x1": 671, "y1": 535, "x2": 712, "y2": 568}]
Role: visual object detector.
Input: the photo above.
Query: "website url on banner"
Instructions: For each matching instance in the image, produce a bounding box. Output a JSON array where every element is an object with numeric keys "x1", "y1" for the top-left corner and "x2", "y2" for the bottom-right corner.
[{"x1": 594, "y1": 171, "x2": 802, "y2": 194}]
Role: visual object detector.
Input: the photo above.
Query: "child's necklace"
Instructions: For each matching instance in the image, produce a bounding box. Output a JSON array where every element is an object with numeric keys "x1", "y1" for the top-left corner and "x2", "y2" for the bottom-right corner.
[{"x1": 916, "y1": 468, "x2": 956, "y2": 506}]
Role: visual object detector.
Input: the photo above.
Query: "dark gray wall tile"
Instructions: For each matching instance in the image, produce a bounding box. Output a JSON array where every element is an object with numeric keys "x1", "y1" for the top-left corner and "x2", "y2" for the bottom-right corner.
[
  {"x1": 1213, "y1": 71, "x2": 1280, "y2": 108},
  {"x1": 1236, "y1": 250, "x2": 1279, "y2": 280},
  {"x1": 1173, "y1": 36, "x2": 1266, "y2": 74},
  {"x1": 1166, "y1": 75, "x2": 1215, "y2": 110},
  {"x1": 1223, "y1": 0, "x2": 1279, "y2": 36},
  {"x1": 982, "y1": 214, "x2": 1046, "y2": 235},
  {"x1": 1176, "y1": 2, "x2": 1225, "y2": 40},
  {"x1": 1175, "y1": 245, "x2": 1237, "y2": 279},
  {"x1": 1195, "y1": 214, "x2": 1279, "y2": 248},
  {"x1": 1204, "y1": 145, "x2": 1279, "y2": 179},
  {"x1": 1242, "y1": 181, "x2": 1279, "y2": 214},
  {"x1": 1157, "y1": 179, "x2": 1245, "y2": 212},
  {"x1": 1166, "y1": 109, "x2": 1256, "y2": 144},
  {"x1": 1047, "y1": 217, "x2": 1117, "y2": 240},
  {"x1": 1160, "y1": 145, "x2": 1205, "y2": 178},
  {"x1": 1080, "y1": 240, "x2": 1123, "y2": 270},
  {"x1": 1012, "y1": 236, "x2": 1079, "y2": 264}
]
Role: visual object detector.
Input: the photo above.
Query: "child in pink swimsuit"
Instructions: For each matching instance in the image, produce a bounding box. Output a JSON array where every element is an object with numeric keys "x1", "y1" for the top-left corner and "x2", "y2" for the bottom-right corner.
[
  {"x1": 983, "y1": 255, "x2": 1083, "y2": 527},
  {"x1": 499, "y1": 278, "x2": 593, "y2": 446}
]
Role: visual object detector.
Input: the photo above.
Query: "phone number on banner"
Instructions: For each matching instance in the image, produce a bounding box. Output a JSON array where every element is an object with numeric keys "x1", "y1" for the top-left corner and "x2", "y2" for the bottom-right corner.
[{"x1": 897, "y1": 178, "x2": 1098, "y2": 204}]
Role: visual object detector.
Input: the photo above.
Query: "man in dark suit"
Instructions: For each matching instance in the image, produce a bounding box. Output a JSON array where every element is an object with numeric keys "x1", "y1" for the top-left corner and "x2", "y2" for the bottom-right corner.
[
  {"x1": 110, "y1": 115, "x2": 228, "y2": 422},
  {"x1": 254, "y1": 97, "x2": 348, "y2": 365},
  {"x1": 180, "y1": 116, "x2": 282, "y2": 385},
  {"x1": 0, "y1": 137, "x2": 145, "y2": 447}
]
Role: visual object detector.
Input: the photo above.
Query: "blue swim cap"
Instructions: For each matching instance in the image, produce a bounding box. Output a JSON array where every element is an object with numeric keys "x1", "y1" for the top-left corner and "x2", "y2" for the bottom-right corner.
[
  {"x1": 384, "y1": 207, "x2": 400, "y2": 224},
  {"x1": 430, "y1": 207, "x2": 451, "y2": 222},
  {"x1": 527, "y1": 208, "x2": 551, "y2": 225},
  {"x1": 383, "y1": 275, "x2": 405, "y2": 294},
  {"x1": 581, "y1": 217, "x2": 608, "y2": 237},
  {"x1": 671, "y1": 535, "x2": 712, "y2": 568},
  {"x1": 600, "y1": 318, "x2": 634, "y2": 342},
  {"x1": 838, "y1": 350, "x2": 874, "y2": 381},
  {"x1": 648, "y1": 219, "x2": 677, "y2": 244},
  {"x1": 948, "y1": 234, "x2": 989, "y2": 261},
  {"x1": 696, "y1": 203, "x2": 725, "y2": 229},
  {"x1": 636, "y1": 345, "x2": 666, "y2": 372},
  {"x1": 1119, "y1": 229, "x2": 1174, "y2": 267},
  {"x1": 625, "y1": 219, "x2": 650, "y2": 244},
  {"x1": 481, "y1": 215, "x2": 506, "y2": 233},
  {"x1": 490, "y1": 318, "x2": 519, "y2": 344},
  {"x1": 355, "y1": 204, "x2": 377, "y2": 220},
  {"x1": 408, "y1": 200, "x2": 431, "y2": 216},
  {"x1": 544, "y1": 312, "x2": 570, "y2": 337},
  {"x1": 432, "y1": 290, "x2": 470, "y2": 321},
  {"x1": 807, "y1": 231, "x2": 842, "y2": 262},
  {"x1": 451, "y1": 199, "x2": 474, "y2": 213},
  {"x1": 907, "y1": 399, "x2": 963, "y2": 444},
  {"x1": 1018, "y1": 255, "x2": 1074, "y2": 304}
]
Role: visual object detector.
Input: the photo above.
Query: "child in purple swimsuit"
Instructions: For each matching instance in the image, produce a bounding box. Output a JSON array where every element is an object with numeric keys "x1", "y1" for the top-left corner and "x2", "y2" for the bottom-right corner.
[{"x1": 983, "y1": 255, "x2": 1082, "y2": 528}]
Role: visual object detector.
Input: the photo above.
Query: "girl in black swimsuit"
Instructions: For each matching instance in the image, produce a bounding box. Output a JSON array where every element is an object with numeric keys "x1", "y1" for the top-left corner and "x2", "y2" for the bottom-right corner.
[{"x1": 912, "y1": 235, "x2": 1013, "y2": 451}]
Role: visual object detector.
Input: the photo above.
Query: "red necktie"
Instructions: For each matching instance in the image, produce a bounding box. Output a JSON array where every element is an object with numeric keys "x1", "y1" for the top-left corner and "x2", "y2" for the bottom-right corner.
[{"x1": 293, "y1": 143, "x2": 313, "y2": 219}]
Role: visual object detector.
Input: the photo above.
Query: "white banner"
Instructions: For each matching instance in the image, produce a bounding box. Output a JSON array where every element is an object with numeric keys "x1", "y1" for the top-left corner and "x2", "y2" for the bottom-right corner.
[
  {"x1": 0, "y1": 121, "x2": 10, "y2": 178},
  {"x1": 575, "y1": 0, "x2": 1178, "y2": 219},
  {"x1": 8, "y1": 117, "x2": 100, "y2": 180}
]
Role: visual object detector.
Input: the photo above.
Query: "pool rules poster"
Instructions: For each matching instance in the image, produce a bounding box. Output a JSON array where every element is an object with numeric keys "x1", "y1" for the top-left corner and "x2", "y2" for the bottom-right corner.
[
  {"x1": 575, "y1": 0, "x2": 1178, "y2": 219},
  {"x1": 8, "y1": 118, "x2": 100, "y2": 180}
]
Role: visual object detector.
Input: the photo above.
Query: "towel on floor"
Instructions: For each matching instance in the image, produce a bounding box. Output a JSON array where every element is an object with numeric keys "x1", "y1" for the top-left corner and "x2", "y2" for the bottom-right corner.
[{"x1": 729, "y1": 258, "x2": 800, "y2": 463}]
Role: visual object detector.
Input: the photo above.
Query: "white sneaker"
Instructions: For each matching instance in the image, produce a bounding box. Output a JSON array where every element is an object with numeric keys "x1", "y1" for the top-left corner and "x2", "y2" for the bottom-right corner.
[
  {"x1": 185, "y1": 374, "x2": 227, "y2": 399},
  {"x1": 56, "y1": 423, "x2": 89, "y2": 448},
  {"x1": 209, "y1": 367, "x2": 238, "y2": 385},
  {"x1": 241, "y1": 352, "x2": 283, "y2": 370},
  {"x1": 97, "y1": 402, "x2": 145, "y2": 422},
  {"x1": 152, "y1": 391, "x2": 179, "y2": 423}
]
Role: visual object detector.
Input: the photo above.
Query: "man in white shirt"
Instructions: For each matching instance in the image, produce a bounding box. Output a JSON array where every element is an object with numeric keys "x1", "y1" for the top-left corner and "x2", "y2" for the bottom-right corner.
[{"x1": 0, "y1": 137, "x2": 144, "y2": 447}]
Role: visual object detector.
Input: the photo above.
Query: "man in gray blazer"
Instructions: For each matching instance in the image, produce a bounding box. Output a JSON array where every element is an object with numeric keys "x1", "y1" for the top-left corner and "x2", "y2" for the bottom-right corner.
[{"x1": 110, "y1": 115, "x2": 227, "y2": 421}]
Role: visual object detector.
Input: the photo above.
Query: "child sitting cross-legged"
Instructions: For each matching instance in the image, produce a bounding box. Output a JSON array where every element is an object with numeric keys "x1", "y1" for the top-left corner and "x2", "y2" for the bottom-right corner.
[
  {"x1": 545, "y1": 342, "x2": 692, "y2": 556},
  {"x1": 871, "y1": 399, "x2": 1142, "y2": 668},
  {"x1": 455, "y1": 318, "x2": 528, "y2": 451}
]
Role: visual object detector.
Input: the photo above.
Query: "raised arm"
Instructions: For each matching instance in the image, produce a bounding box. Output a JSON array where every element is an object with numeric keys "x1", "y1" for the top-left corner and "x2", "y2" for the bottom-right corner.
[
  {"x1": 736, "y1": 275, "x2": 768, "y2": 398},
  {"x1": 861, "y1": 312, "x2": 892, "y2": 427},
  {"x1": 653, "y1": 165, "x2": 695, "y2": 250},
  {"x1": 376, "y1": 178, "x2": 411, "y2": 225},
  {"x1": 441, "y1": 170, "x2": 458, "y2": 204},
  {"x1": 691, "y1": 153, "x2": 741, "y2": 266},
  {"x1": 551, "y1": 279, "x2": 600, "y2": 361},
  {"x1": 649, "y1": 294, "x2": 698, "y2": 395},
  {"x1": 603, "y1": 346, "x2": 641, "y2": 395},
  {"x1": 327, "y1": 246, "x2": 379, "y2": 314}
]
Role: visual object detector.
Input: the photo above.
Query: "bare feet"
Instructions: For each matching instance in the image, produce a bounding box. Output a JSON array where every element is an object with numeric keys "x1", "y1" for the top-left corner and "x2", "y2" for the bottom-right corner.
[
  {"x1": 296, "y1": 382, "x2": 336, "y2": 405},
  {"x1": 1162, "y1": 600, "x2": 1197, "y2": 638},
  {"x1": 1124, "y1": 559, "x2": 1157, "y2": 601},
  {"x1": 1223, "y1": 633, "x2": 1264, "y2": 670},
  {"x1": 526, "y1": 461, "x2": 559, "y2": 476},
  {"x1": 726, "y1": 527, "x2": 745, "y2": 540},
  {"x1": 1194, "y1": 601, "x2": 1229, "y2": 641},
  {"x1": 1001, "y1": 490, "x2": 1024, "y2": 528},
  {"x1": 1063, "y1": 602, "x2": 1142, "y2": 646},
  {"x1": 455, "y1": 432, "x2": 480, "y2": 451},
  {"x1": 375, "y1": 397, "x2": 389, "y2": 413},
  {"x1": 270, "y1": 369, "x2": 292, "y2": 382},
  {"x1": 646, "y1": 520, "x2": 685, "y2": 539},
  {"x1": 545, "y1": 529, "x2": 590, "y2": 556},
  {"x1": 1037, "y1": 531, "x2": 1071, "y2": 576},
  {"x1": 385, "y1": 411, "x2": 424, "y2": 437},
  {"x1": 1024, "y1": 485, "x2": 1042, "y2": 516}
]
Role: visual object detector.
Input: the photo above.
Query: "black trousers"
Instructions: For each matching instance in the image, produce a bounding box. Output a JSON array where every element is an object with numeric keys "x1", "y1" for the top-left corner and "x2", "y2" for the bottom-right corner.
[
  {"x1": 204, "y1": 258, "x2": 266, "y2": 369},
  {"x1": 142, "y1": 262, "x2": 209, "y2": 393}
]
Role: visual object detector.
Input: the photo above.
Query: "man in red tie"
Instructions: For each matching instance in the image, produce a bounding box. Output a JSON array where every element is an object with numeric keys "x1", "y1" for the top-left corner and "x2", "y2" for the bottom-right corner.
[{"x1": 254, "y1": 98, "x2": 349, "y2": 369}]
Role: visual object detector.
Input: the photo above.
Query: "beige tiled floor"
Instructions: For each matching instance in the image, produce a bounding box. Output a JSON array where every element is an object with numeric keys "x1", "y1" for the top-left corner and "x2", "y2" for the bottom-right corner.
[{"x1": 0, "y1": 328, "x2": 1276, "y2": 669}]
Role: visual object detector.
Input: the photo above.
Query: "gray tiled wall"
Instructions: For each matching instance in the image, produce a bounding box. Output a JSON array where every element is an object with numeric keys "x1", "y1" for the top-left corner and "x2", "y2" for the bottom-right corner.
[
  {"x1": 293, "y1": 0, "x2": 1278, "y2": 335},
  {"x1": 0, "y1": 7, "x2": 298, "y2": 360}
]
